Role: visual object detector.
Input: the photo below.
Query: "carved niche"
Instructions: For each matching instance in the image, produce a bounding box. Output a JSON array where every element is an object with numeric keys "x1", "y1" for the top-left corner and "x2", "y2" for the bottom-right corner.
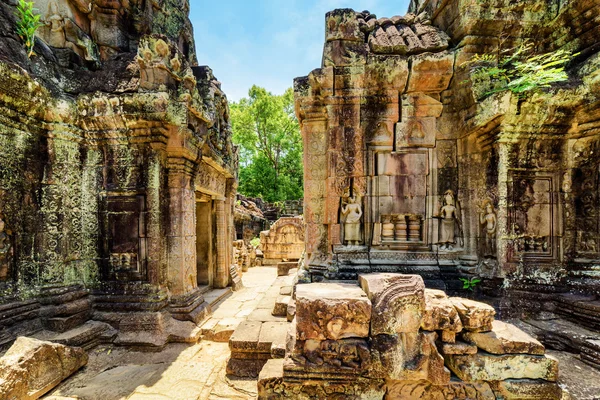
[
  {"x1": 100, "y1": 194, "x2": 147, "y2": 281},
  {"x1": 508, "y1": 175, "x2": 557, "y2": 261},
  {"x1": 372, "y1": 151, "x2": 429, "y2": 248}
]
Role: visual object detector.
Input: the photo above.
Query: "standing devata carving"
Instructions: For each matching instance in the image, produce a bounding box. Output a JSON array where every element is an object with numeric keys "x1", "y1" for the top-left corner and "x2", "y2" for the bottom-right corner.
[
  {"x1": 341, "y1": 195, "x2": 363, "y2": 246},
  {"x1": 438, "y1": 190, "x2": 462, "y2": 250},
  {"x1": 0, "y1": 213, "x2": 12, "y2": 281},
  {"x1": 479, "y1": 199, "x2": 497, "y2": 258}
]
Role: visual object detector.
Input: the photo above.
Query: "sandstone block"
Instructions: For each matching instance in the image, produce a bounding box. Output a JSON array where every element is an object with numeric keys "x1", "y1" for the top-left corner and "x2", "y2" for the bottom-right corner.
[
  {"x1": 295, "y1": 283, "x2": 371, "y2": 341},
  {"x1": 440, "y1": 341, "x2": 478, "y2": 355},
  {"x1": 450, "y1": 298, "x2": 495, "y2": 332},
  {"x1": 0, "y1": 337, "x2": 88, "y2": 400},
  {"x1": 444, "y1": 353, "x2": 559, "y2": 382},
  {"x1": 359, "y1": 273, "x2": 425, "y2": 335},
  {"x1": 371, "y1": 332, "x2": 450, "y2": 385},
  {"x1": 422, "y1": 289, "x2": 463, "y2": 334},
  {"x1": 386, "y1": 379, "x2": 495, "y2": 400},
  {"x1": 463, "y1": 320, "x2": 545, "y2": 355},
  {"x1": 277, "y1": 262, "x2": 297, "y2": 276},
  {"x1": 488, "y1": 379, "x2": 562, "y2": 400}
]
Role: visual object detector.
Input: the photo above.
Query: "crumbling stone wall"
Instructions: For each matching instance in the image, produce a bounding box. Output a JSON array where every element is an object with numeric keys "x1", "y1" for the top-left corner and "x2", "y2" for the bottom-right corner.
[
  {"x1": 259, "y1": 274, "x2": 562, "y2": 399},
  {"x1": 0, "y1": 0, "x2": 238, "y2": 349},
  {"x1": 294, "y1": 2, "x2": 600, "y2": 305}
]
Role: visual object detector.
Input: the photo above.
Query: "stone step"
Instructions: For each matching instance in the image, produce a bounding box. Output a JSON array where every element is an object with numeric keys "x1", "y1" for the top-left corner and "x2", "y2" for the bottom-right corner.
[
  {"x1": 34, "y1": 321, "x2": 116, "y2": 350},
  {"x1": 272, "y1": 295, "x2": 291, "y2": 317},
  {"x1": 515, "y1": 317, "x2": 600, "y2": 370},
  {"x1": 203, "y1": 288, "x2": 232, "y2": 308}
]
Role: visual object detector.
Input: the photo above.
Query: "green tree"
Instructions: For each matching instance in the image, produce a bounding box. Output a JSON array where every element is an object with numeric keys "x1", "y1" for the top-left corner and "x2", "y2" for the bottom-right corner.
[{"x1": 231, "y1": 86, "x2": 303, "y2": 202}]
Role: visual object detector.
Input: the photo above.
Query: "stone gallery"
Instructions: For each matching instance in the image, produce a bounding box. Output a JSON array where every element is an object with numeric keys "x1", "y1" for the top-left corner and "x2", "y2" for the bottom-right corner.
[{"x1": 0, "y1": 0, "x2": 600, "y2": 399}]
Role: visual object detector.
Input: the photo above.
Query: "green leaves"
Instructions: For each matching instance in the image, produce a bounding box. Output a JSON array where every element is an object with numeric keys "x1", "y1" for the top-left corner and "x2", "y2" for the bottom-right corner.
[
  {"x1": 15, "y1": 0, "x2": 43, "y2": 58},
  {"x1": 460, "y1": 277, "x2": 481, "y2": 291},
  {"x1": 463, "y1": 42, "x2": 575, "y2": 98},
  {"x1": 231, "y1": 86, "x2": 303, "y2": 202}
]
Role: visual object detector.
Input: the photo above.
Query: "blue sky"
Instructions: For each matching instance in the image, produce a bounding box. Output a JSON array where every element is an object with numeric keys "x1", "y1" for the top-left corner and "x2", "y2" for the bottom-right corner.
[{"x1": 190, "y1": 1, "x2": 411, "y2": 102}]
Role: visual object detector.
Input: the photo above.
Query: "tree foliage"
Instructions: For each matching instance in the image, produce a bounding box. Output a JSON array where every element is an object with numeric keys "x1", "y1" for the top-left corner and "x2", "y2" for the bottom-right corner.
[
  {"x1": 231, "y1": 86, "x2": 303, "y2": 202},
  {"x1": 464, "y1": 42, "x2": 576, "y2": 98}
]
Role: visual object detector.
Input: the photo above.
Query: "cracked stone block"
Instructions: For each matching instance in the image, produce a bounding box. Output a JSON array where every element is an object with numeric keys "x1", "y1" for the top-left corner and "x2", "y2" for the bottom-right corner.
[
  {"x1": 444, "y1": 353, "x2": 559, "y2": 382},
  {"x1": 295, "y1": 283, "x2": 371, "y2": 341},
  {"x1": 488, "y1": 379, "x2": 562, "y2": 400},
  {"x1": 0, "y1": 337, "x2": 88, "y2": 400},
  {"x1": 440, "y1": 341, "x2": 478, "y2": 355},
  {"x1": 463, "y1": 320, "x2": 545, "y2": 355},
  {"x1": 359, "y1": 273, "x2": 425, "y2": 336},
  {"x1": 422, "y1": 289, "x2": 463, "y2": 335},
  {"x1": 450, "y1": 298, "x2": 496, "y2": 332}
]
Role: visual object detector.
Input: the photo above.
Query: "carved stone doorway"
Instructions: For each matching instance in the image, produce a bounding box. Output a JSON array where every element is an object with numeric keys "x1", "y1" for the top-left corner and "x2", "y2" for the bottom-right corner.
[{"x1": 196, "y1": 193, "x2": 215, "y2": 287}]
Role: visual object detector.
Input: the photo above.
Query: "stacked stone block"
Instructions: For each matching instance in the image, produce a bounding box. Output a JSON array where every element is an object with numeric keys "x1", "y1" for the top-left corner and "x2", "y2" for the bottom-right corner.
[{"x1": 258, "y1": 274, "x2": 562, "y2": 399}]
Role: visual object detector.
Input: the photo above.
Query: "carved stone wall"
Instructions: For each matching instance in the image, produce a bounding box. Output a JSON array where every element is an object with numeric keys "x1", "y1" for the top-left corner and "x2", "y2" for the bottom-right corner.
[
  {"x1": 295, "y1": 3, "x2": 600, "y2": 300},
  {"x1": 260, "y1": 217, "x2": 305, "y2": 264},
  {"x1": 0, "y1": 0, "x2": 237, "y2": 348}
]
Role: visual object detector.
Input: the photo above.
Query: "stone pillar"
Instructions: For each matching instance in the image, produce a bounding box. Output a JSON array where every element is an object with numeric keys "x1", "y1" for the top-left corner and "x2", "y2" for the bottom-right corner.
[
  {"x1": 214, "y1": 198, "x2": 228, "y2": 288},
  {"x1": 166, "y1": 169, "x2": 197, "y2": 296}
]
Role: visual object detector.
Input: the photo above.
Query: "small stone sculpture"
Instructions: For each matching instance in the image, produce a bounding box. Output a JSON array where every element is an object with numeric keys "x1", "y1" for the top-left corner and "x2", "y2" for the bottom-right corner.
[
  {"x1": 479, "y1": 199, "x2": 497, "y2": 258},
  {"x1": 439, "y1": 190, "x2": 461, "y2": 250},
  {"x1": 341, "y1": 195, "x2": 362, "y2": 246}
]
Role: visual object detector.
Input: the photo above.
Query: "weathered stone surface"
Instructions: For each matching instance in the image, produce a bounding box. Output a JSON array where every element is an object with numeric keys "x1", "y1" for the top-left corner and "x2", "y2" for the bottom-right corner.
[
  {"x1": 386, "y1": 379, "x2": 495, "y2": 400},
  {"x1": 277, "y1": 262, "x2": 297, "y2": 276},
  {"x1": 440, "y1": 341, "x2": 478, "y2": 355},
  {"x1": 0, "y1": 337, "x2": 88, "y2": 400},
  {"x1": 450, "y1": 298, "x2": 496, "y2": 332},
  {"x1": 370, "y1": 331, "x2": 450, "y2": 385},
  {"x1": 463, "y1": 320, "x2": 545, "y2": 355},
  {"x1": 359, "y1": 273, "x2": 425, "y2": 335},
  {"x1": 422, "y1": 289, "x2": 463, "y2": 334},
  {"x1": 444, "y1": 352, "x2": 559, "y2": 382},
  {"x1": 261, "y1": 217, "x2": 305, "y2": 262},
  {"x1": 295, "y1": 283, "x2": 371, "y2": 341},
  {"x1": 489, "y1": 379, "x2": 562, "y2": 400}
]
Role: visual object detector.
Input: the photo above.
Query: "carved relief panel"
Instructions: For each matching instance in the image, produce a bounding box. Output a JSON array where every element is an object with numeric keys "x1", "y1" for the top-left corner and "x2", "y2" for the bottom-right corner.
[
  {"x1": 101, "y1": 194, "x2": 147, "y2": 281},
  {"x1": 508, "y1": 174, "x2": 558, "y2": 261}
]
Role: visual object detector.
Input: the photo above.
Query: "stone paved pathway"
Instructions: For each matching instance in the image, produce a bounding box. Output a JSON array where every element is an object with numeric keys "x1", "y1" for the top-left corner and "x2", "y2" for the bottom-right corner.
[{"x1": 45, "y1": 266, "x2": 282, "y2": 400}]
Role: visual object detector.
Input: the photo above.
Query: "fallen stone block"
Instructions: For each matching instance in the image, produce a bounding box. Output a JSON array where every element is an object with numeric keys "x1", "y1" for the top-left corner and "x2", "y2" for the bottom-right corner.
[
  {"x1": 0, "y1": 337, "x2": 88, "y2": 400},
  {"x1": 450, "y1": 298, "x2": 496, "y2": 332},
  {"x1": 422, "y1": 289, "x2": 463, "y2": 336},
  {"x1": 295, "y1": 283, "x2": 371, "y2": 341},
  {"x1": 444, "y1": 352, "x2": 559, "y2": 382},
  {"x1": 440, "y1": 340, "x2": 478, "y2": 355},
  {"x1": 359, "y1": 273, "x2": 425, "y2": 335},
  {"x1": 371, "y1": 331, "x2": 450, "y2": 385},
  {"x1": 386, "y1": 379, "x2": 495, "y2": 400},
  {"x1": 463, "y1": 320, "x2": 545, "y2": 355},
  {"x1": 489, "y1": 379, "x2": 562, "y2": 400},
  {"x1": 277, "y1": 261, "x2": 298, "y2": 276},
  {"x1": 272, "y1": 295, "x2": 291, "y2": 317}
]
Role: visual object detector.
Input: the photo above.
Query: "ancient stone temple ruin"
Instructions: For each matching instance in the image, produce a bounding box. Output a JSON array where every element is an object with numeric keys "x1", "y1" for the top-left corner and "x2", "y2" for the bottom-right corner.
[
  {"x1": 294, "y1": 2, "x2": 600, "y2": 305},
  {"x1": 0, "y1": 0, "x2": 239, "y2": 349},
  {"x1": 1, "y1": 0, "x2": 600, "y2": 399},
  {"x1": 259, "y1": 274, "x2": 562, "y2": 399}
]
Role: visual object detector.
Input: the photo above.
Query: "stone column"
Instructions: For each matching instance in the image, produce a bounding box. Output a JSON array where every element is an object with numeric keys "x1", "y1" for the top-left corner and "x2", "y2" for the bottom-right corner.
[
  {"x1": 166, "y1": 168, "x2": 197, "y2": 296},
  {"x1": 214, "y1": 198, "x2": 228, "y2": 288}
]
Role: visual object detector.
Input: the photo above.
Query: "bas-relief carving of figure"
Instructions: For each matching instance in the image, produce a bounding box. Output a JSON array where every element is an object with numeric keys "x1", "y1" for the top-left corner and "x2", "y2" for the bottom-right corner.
[
  {"x1": 438, "y1": 190, "x2": 462, "y2": 250},
  {"x1": 0, "y1": 214, "x2": 12, "y2": 281},
  {"x1": 341, "y1": 195, "x2": 362, "y2": 246},
  {"x1": 42, "y1": 1, "x2": 96, "y2": 61},
  {"x1": 479, "y1": 199, "x2": 497, "y2": 258}
]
